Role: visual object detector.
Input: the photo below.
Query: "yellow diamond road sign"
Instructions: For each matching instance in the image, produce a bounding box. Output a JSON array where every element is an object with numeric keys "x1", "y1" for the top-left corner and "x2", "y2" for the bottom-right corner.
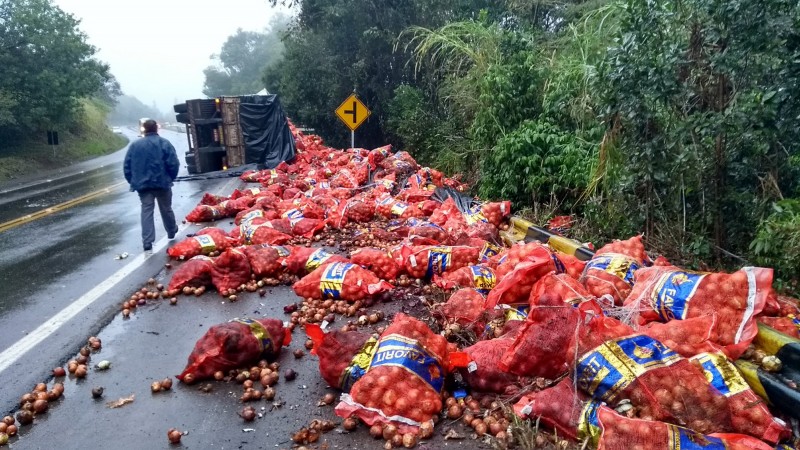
[{"x1": 335, "y1": 94, "x2": 371, "y2": 131}]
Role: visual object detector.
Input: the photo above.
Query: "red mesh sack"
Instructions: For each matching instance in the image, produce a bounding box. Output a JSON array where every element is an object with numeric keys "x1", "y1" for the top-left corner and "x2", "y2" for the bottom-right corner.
[
  {"x1": 167, "y1": 228, "x2": 232, "y2": 260},
  {"x1": 286, "y1": 214, "x2": 326, "y2": 238},
  {"x1": 350, "y1": 248, "x2": 399, "y2": 281},
  {"x1": 305, "y1": 324, "x2": 376, "y2": 392},
  {"x1": 480, "y1": 201, "x2": 511, "y2": 227},
  {"x1": 437, "y1": 288, "x2": 491, "y2": 333},
  {"x1": 397, "y1": 188, "x2": 433, "y2": 203},
  {"x1": 401, "y1": 245, "x2": 480, "y2": 279},
  {"x1": 557, "y1": 252, "x2": 587, "y2": 280},
  {"x1": 346, "y1": 200, "x2": 375, "y2": 223},
  {"x1": 463, "y1": 338, "x2": 527, "y2": 395},
  {"x1": 530, "y1": 272, "x2": 592, "y2": 306},
  {"x1": 487, "y1": 246, "x2": 560, "y2": 307},
  {"x1": 368, "y1": 144, "x2": 392, "y2": 168},
  {"x1": 581, "y1": 235, "x2": 648, "y2": 304},
  {"x1": 292, "y1": 262, "x2": 393, "y2": 302},
  {"x1": 229, "y1": 187, "x2": 263, "y2": 199},
  {"x1": 640, "y1": 316, "x2": 724, "y2": 357},
  {"x1": 282, "y1": 187, "x2": 301, "y2": 200},
  {"x1": 241, "y1": 245, "x2": 291, "y2": 278},
  {"x1": 200, "y1": 193, "x2": 227, "y2": 205},
  {"x1": 375, "y1": 195, "x2": 424, "y2": 219},
  {"x1": 185, "y1": 204, "x2": 228, "y2": 222},
  {"x1": 595, "y1": 409, "x2": 773, "y2": 450},
  {"x1": 234, "y1": 208, "x2": 280, "y2": 226},
  {"x1": 335, "y1": 313, "x2": 451, "y2": 432},
  {"x1": 167, "y1": 256, "x2": 214, "y2": 291},
  {"x1": 433, "y1": 265, "x2": 497, "y2": 294},
  {"x1": 236, "y1": 221, "x2": 293, "y2": 246},
  {"x1": 623, "y1": 266, "x2": 772, "y2": 359},
  {"x1": 277, "y1": 201, "x2": 326, "y2": 220},
  {"x1": 257, "y1": 171, "x2": 290, "y2": 187},
  {"x1": 177, "y1": 318, "x2": 291, "y2": 382},
  {"x1": 499, "y1": 293, "x2": 583, "y2": 379},
  {"x1": 408, "y1": 222, "x2": 449, "y2": 245},
  {"x1": 513, "y1": 377, "x2": 593, "y2": 441},
  {"x1": 429, "y1": 198, "x2": 461, "y2": 226},
  {"x1": 494, "y1": 242, "x2": 552, "y2": 278},
  {"x1": 210, "y1": 247, "x2": 251, "y2": 295},
  {"x1": 758, "y1": 316, "x2": 800, "y2": 338},
  {"x1": 224, "y1": 196, "x2": 256, "y2": 214},
  {"x1": 283, "y1": 247, "x2": 348, "y2": 275},
  {"x1": 690, "y1": 352, "x2": 790, "y2": 443},
  {"x1": 575, "y1": 334, "x2": 733, "y2": 434}
]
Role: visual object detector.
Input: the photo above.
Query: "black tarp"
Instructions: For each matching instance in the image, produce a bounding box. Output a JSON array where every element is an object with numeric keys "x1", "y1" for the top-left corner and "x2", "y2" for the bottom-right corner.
[{"x1": 239, "y1": 94, "x2": 296, "y2": 169}]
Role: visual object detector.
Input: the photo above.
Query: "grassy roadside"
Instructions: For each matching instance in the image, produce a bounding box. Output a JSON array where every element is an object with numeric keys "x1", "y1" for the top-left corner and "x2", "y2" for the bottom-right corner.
[{"x1": 0, "y1": 98, "x2": 129, "y2": 184}]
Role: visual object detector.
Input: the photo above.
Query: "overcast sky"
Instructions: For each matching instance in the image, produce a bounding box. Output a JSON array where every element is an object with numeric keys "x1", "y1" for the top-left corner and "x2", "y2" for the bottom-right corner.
[{"x1": 52, "y1": 0, "x2": 293, "y2": 113}]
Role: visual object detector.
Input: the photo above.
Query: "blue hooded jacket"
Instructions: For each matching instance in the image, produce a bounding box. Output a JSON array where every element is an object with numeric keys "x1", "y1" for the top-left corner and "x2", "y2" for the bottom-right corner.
[{"x1": 124, "y1": 132, "x2": 180, "y2": 191}]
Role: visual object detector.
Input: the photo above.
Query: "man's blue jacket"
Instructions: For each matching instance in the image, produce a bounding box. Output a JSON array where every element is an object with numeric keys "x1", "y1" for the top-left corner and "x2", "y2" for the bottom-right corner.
[{"x1": 124, "y1": 132, "x2": 180, "y2": 192}]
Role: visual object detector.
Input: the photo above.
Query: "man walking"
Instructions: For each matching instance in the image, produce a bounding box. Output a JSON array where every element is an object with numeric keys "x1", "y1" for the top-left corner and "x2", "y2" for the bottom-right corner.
[{"x1": 124, "y1": 119, "x2": 180, "y2": 254}]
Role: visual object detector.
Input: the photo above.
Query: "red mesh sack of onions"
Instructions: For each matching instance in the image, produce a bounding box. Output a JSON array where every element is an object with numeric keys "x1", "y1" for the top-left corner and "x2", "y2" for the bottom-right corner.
[
  {"x1": 200, "y1": 192, "x2": 227, "y2": 205},
  {"x1": 530, "y1": 272, "x2": 592, "y2": 306},
  {"x1": 408, "y1": 221, "x2": 450, "y2": 245},
  {"x1": 293, "y1": 262, "x2": 393, "y2": 302},
  {"x1": 375, "y1": 195, "x2": 425, "y2": 219},
  {"x1": 240, "y1": 169, "x2": 261, "y2": 182},
  {"x1": 241, "y1": 245, "x2": 291, "y2": 278},
  {"x1": 229, "y1": 187, "x2": 263, "y2": 199},
  {"x1": 595, "y1": 408, "x2": 773, "y2": 450},
  {"x1": 401, "y1": 245, "x2": 480, "y2": 279},
  {"x1": 428, "y1": 198, "x2": 461, "y2": 226},
  {"x1": 167, "y1": 228, "x2": 232, "y2": 260},
  {"x1": 168, "y1": 256, "x2": 215, "y2": 291},
  {"x1": 209, "y1": 247, "x2": 251, "y2": 295},
  {"x1": 330, "y1": 166, "x2": 367, "y2": 189},
  {"x1": 462, "y1": 338, "x2": 528, "y2": 395},
  {"x1": 305, "y1": 324, "x2": 376, "y2": 392},
  {"x1": 639, "y1": 316, "x2": 724, "y2": 357},
  {"x1": 283, "y1": 247, "x2": 348, "y2": 275},
  {"x1": 224, "y1": 196, "x2": 256, "y2": 215},
  {"x1": 487, "y1": 245, "x2": 561, "y2": 307},
  {"x1": 257, "y1": 171, "x2": 290, "y2": 187},
  {"x1": 177, "y1": 318, "x2": 291, "y2": 383},
  {"x1": 335, "y1": 313, "x2": 454, "y2": 432},
  {"x1": 185, "y1": 203, "x2": 229, "y2": 222},
  {"x1": 234, "y1": 221, "x2": 293, "y2": 246},
  {"x1": 282, "y1": 187, "x2": 301, "y2": 200},
  {"x1": 350, "y1": 248, "x2": 399, "y2": 281},
  {"x1": 758, "y1": 316, "x2": 800, "y2": 338},
  {"x1": 689, "y1": 352, "x2": 790, "y2": 443},
  {"x1": 622, "y1": 266, "x2": 772, "y2": 359},
  {"x1": 480, "y1": 201, "x2": 511, "y2": 227},
  {"x1": 436, "y1": 288, "x2": 493, "y2": 333},
  {"x1": 288, "y1": 216, "x2": 326, "y2": 239},
  {"x1": 498, "y1": 293, "x2": 585, "y2": 379},
  {"x1": 433, "y1": 265, "x2": 497, "y2": 294},
  {"x1": 575, "y1": 334, "x2": 733, "y2": 434},
  {"x1": 276, "y1": 200, "x2": 326, "y2": 220},
  {"x1": 558, "y1": 252, "x2": 587, "y2": 280},
  {"x1": 580, "y1": 235, "x2": 648, "y2": 305},
  {"x1": 368, "y1": 144, "x2": 392, "y2": 168},
  {"x1": 513, "y1": 377, "x2": 595, "y2": 441},
  {"x1": 234, "y1": 208, "x2": 279, "y2": 226}
]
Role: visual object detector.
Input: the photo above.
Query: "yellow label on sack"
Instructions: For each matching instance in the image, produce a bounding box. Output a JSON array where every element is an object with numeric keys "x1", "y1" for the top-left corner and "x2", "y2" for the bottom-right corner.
[
  {"x1": 691, "y1": 353, "x2": 749, "y2": 397},
  {"x1": 339, "y1": 337, "x2": 378, "y2": 392},
  {"x1": 577, "y1": 401, "x2": 603, "y2": 446},
  {"x1": 193, "y1": 235, "x2": 217, "y2": 253},
  {"x1": 232, "y1": 318, "x2": 273, "y2": 354},
  {"x1": 305, "y1": 248, "x2": 333, "y2": 272},
  {"x1": 391, "y1": 202, "x2": 408, "y2": 217},
  {"x1": 320, "y1": 262, "x2": 354, "y2": 299}
]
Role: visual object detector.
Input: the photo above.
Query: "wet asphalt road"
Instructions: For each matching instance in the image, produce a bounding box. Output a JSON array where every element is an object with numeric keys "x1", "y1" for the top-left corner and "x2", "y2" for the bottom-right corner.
[{"x1": 0, "y1": 131, "x2": 490, "y2": 449}]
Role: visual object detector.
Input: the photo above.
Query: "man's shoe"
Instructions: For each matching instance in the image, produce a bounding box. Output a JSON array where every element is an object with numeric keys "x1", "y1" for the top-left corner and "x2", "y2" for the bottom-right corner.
[
  {"x1": 167, "y1": 230, "x2": 177, "y2": 240},
  {"x1": 143, "y1": 244, "x2": 153, "y2": 256}
]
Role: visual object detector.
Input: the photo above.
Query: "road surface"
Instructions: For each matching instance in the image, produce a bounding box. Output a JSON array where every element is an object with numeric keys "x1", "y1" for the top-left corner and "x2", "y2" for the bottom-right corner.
[{"x1": 0, "y1": 131, "x2": 491, "y2": 449}]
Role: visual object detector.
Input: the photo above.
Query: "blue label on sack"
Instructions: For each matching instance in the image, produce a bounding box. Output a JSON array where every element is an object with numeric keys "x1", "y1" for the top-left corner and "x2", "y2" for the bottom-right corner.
[
  {"x1": 667, "y1": 426, "x2": 726, "y2": 449},
  {"x1": 551, "y1": 254, "x2": 566, "y2": 274},
  {"x1": 340, "y1": 337, "x2": 378, "y2": 392},
  {"x1": 377, "y1": 195, "x2": 393, "y2": 206},
  {"x1": 193, "y1": 234, "x2": 217, "y2": 252},
  {"x1": 369, "y1": 335, "x2": 445, "y2": 393},
  {"x1": 584, "y1": 254, "x2": 640, "y2": 287},
  {"x1": 576, "y1": 335, "x2": 681, "y2": 402},
  {"x1": 320, "y1": 262, "x2": 354, "y2": 299},
  {"x1": 470, "y1": 265, "x2": 496, "y2": 294},
  {"x1": 651, "y1": 270, "x2": 706, "y2": 321},
  {"x1": 306, "y1": 248, "x2": 333, "y2": 272},
  {"x1": 577, "y1": 400, "x2": 603, "y2": 444},
  {"x1": 318, "y1": 181, "x2": 330, "y2": 189},
  {"x1": 272, "y1": 245, "x2": 291, "y2": 257},
  {"x1": 241, "y1": 209, "x2": 264, "y2": 224},
  {"x1": 480, "y1": 243, "x2": 501, "y2": 263},
  {"x1": 405, "y1": 174, "x2": 423, "y2": 188},
  {"x1": 691, "y1": 353, "x2": 748, "y2": 397},
  {"x1": 282, "y1": 208, "x2": 305, "y2": 226},
  {"x1": 503, "y1": 304, "x2": 529, "y2": 322},
  {"x1": 464, "y1": 205, "x2": 488, "y2": 225},
  {"x1": 426, "y1": 247, "x2": 452, "y2": 278}
]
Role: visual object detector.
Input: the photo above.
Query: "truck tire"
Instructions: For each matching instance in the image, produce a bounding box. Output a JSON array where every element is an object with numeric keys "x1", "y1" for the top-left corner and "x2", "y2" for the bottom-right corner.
[
  {"x1": 173, "y1": 103, "x2": 188, "y2": 114},
  {"x1": 175, "y1": 112, "x2": 190, "y2": 124}
]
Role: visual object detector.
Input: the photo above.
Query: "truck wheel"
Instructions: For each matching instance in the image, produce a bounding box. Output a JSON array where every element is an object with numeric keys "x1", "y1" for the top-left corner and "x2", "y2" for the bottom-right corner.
[
  {"x1": 173, "y1": 103, "x2": 188, "y2": 114},
  {"x1": 175, "y1": 112, "x2": 190, "y2": 124}
]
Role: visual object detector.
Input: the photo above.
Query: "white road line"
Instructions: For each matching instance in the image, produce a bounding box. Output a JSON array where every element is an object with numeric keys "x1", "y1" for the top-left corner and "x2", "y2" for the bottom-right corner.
[{"x1": 0, "y1": 177, "x2": 240, "y2": 374}]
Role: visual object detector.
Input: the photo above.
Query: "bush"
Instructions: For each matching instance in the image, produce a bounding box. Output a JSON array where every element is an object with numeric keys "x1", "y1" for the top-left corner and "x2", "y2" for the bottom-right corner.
[{"x1": 750, "y1": 199, "x2": 800, "y2": 294}]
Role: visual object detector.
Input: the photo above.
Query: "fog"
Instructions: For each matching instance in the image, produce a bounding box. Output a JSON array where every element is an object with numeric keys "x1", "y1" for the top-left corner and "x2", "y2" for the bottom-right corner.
[{"x1": 52, "y1": 0, "x2": 292, "y2": 113}]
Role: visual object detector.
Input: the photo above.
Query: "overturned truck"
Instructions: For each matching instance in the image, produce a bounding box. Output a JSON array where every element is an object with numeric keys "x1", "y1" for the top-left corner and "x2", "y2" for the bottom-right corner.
[{"x1": 173, "y1": 94, "x2": 296, "y2": 174}]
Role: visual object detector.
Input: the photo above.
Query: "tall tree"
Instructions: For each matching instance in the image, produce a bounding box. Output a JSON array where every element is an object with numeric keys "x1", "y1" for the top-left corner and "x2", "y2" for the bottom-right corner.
[{"x1": 0, "y1": 0, "x2": 111, "y2": 140}]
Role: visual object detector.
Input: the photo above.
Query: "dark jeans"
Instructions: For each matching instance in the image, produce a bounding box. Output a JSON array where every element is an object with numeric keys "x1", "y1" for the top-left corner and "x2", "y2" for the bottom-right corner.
[{"x1": 138, "y1": 188, "x2": 178, "y2": 249}]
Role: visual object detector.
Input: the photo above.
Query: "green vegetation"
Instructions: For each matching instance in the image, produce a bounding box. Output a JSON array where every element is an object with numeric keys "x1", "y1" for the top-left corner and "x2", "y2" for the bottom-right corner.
[
  {"x1": 0, "y1": 0, "x2": 124, "y2": 183},
  {"x1": 0, "y1": 99, "x2": 128, "y2": 183},
  {"x1": 259, "y1": 0, "x2": 800, "y2": 288}
]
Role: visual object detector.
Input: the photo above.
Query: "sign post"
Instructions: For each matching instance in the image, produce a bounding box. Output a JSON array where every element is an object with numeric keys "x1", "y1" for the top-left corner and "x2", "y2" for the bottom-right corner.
[{"x1": 335, "y1": 93, "x2": 371, "y2": 148}]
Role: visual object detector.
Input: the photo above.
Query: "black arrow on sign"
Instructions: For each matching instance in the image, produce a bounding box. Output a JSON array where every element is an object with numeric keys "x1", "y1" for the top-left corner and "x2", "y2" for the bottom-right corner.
[{"x1": 344, "y1": 101, "x2": 358, "y2": 124}]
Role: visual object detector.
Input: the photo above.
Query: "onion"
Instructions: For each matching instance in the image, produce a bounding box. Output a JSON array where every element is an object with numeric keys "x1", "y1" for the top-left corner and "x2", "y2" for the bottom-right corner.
[
  {"x1": 2, "y1": 417, "x2": 13, "y2": 426},
  {"x1": 0, "y1": 433, "x2": 7, "y2": 445},
  {"x1": 474, "y1": 422, "x2": 487, "y2": 436},
  {"x1": 343, "y1": 417, "x2": 358, "y2": 431},
  {"x1": 33, "y1": 399, "x2": 48, "y2": 414},
  {"x1": 161, "y1": 378, "x2": 173, "y2": 390},
  {"x1": 92, "y1": 387, "x2": 104, "y2": 398},
  {"x1": 382, "y1": 424, "x2": 398, "y2": 441},
  {"x1": 240, "y1": 406, "x2": 256, "y2": 422},
  {"x1": 419, "y1": 421, "x2": 434, "y2": 439},
  {"x1": 6, "y1": 425, "x2": 16, "y2": 437},
  {"x1": 446, "y1": 404, "x2": 462, "y2": 419},
  {"x1": 402, "y1": 433, "x2": 417, "y2": 448},
  {"x1": 284, "y1": 369, "x2": 297, "y2": 381},
  {"x1": 263, "y1": 387, "x2": 275, "y2": 401},
  {"x1": 294, "y1": 349, "x2": 305, "y2": 359},
  {"x1": 369, "y1": 424, "x2": 383, "y2": 439},
  {"x1": 75, "y1": 365, "x2": 87, "y2": 378},
  {"x1": 16, "y1": 411, "x2": 32, "y2": 426},
  {"x1": 167, "y1": 428, "x2": 182, "y2": 444}
]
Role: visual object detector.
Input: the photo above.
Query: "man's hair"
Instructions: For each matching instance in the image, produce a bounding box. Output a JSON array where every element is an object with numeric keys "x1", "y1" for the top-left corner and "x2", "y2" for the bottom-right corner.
[{"x1": 143, "y1": 119, "x2": 158, "y2": 133}]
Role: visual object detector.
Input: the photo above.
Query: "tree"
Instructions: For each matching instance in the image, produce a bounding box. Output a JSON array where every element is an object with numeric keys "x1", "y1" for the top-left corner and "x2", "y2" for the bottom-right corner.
[
  {"x1": 0, "y1": 0, "x2": 112, "y2": 140},
  {"x1": 202, "y1": 14, "x2": 290, "y2": 97}
]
